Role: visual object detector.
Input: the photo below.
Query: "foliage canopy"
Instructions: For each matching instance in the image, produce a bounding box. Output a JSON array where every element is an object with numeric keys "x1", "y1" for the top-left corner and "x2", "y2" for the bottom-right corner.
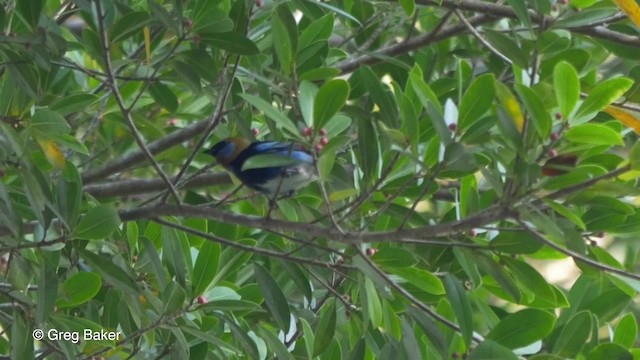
[{"x1": 1, "y1": 0, "x2": 640, "y2": 359}]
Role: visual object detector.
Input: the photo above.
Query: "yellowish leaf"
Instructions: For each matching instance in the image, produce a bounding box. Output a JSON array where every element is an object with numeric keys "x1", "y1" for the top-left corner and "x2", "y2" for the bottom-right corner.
[
  {"x1": 604, "y1": 106, "x2": 640, "y2": 134},
  {"x1": 37, "y1": 139, "x2": 65, "y2": 169},
  {"x1": 144, "y1": 26, "x2": 151, "y2": 65},
  {"x1": 505, "y1": 96, "x2": 524, "y2": 132},
  {"x1": 495, "y1": 81, "x2": 524, "y2": 132},
  {"x1": 612, "y1": 0, "x2": 640, "y2": 29}
]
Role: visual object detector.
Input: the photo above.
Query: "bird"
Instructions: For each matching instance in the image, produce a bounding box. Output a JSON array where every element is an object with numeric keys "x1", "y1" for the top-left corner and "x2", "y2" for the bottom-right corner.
[{"x1": 204, "y1": 137, "x2": 318, "y2": 196}]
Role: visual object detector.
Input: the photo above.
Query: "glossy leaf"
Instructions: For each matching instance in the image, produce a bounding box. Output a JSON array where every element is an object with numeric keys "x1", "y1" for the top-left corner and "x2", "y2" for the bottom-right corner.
[
  {"x1": 564, "y1": 123, "x2": 623, "y2": 145},
  {"x1": 575, "y1": 78, "x2": 633, "y2": 120},
  {"x1": 313, "y1": 298, "x2": 336, "y2": 356},
  {"x1": 459, "y1": 74, "x2": 495, "y2": 130},
  {"x1": 314, "y1": 79, "x2": 349, "y2": 130},
  {"x1": 487, "y1": 309, "x2": 556, "y2": 349},
  {"x1": 254, "y1": 264, "x2": 291, "y2": 332},
  {"x1": 554, "y1": 61, "x2": 580, "y2": 118},
  {"x1": 443, "y1": 274, "x2": 473, "y2": 347},
  {"x1": 74, "y1": 205, "x2": 121, "y2": 240}
]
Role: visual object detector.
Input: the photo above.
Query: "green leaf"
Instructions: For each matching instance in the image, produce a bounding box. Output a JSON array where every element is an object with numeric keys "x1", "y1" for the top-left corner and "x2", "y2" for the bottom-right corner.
[
  {"x1": 199, "y1": 32, "x2": 259, "y2": 55},
  {"x1": 273, "y1": 4, "x2": 298, "y2": 73},
  {"x1": 359, "y1": 66, "x2": 399, "y2": 127},
  {"x1": 254, "y1": 263, "x2": 291, "y2": 332},
  {"x1": 505, "y1": 0, "x2": 531, "y2": 29},
  {"x1": 544, "y1": 200, "x2": 586, "y2": 230},
  {"x1": 490, "y1": 230, "x2": 544, "y2": 254},
  {"x1": 299, "y1": 80, "x2": 318, "y2": 126},
  {"x1": 362, "y1": 276, "x2": 382, "y2": 328},
  {"x1": 468, "y1": 339, "x2": 518, "y2": 360},
  {"x1": 372, "y1": 247, "x2": 418, "y2": 268},
  {"x1": 50, "y1": 94, "x2": 99, "y2": 116},
  {"x1": 257, "y1": 326, "x2": 295, "y2": 360},
  {"x1": 161, "y1": 225, "x2": 188, "y2": 288},
  {"x1": 11, "y1": 313, "x2": 33, "y2": 360},
  {"x1": 79, "y1": 250, "x2": 139, "y2": 296},
  {"x1": 502, "y1": 257, "x2": 558, "y2": 307},
  {"x1": 162, "y1": 281, "x2": 186, "y2": 314},
  {"x1": 459, "y1": 74, "x2": 495, "y2": 130},
  {"x1": 564, "y1": 124, "x2": 623, "y2": 145},
  {"x1": 407, "y1": 306, "x2": 448, "y2": 358},
  {"x1": 56, "y1": 272, "x2": 102, "y2": 308},
  {"x1": 110, "y1": 11, "x2": 152, "y2": 42},
  {"x1": 443, "y1": 274, "x2": 473, "y2": 347},
  {"x1": 399, "y1": 0, "x2": 415, "y2": 16},
  {"x1": 299, "y1": 14, "x2": 334, "y2": 48},
  {"x1": 30, "y1": 109, "x2": 70, "y2": 135},
  {"x1": 613, "y1": 313, "x2": 637, "y2": 348},
  {"x1": 487, "y1": 309, "x2": 556, "y2": 349},
  {"x1": 240, "y1": 93, "x2": 301, "y2": 138},
  {"x1": 475, "y1": 253, "x2": 522, "y2": 303},
  {"x1": 74, "y1": 205, "x2": 120, "y2": 240},
  {"x1": 514, "y1": 84, "x2": 552, "y2": 139},
  {"x1": 484, "y1": 30, "x2": 529, "y2": 68},
  {"x1": 552, "y1": 310, "x2": 592, "y2": 357},
  {"x1": 310, "y1": 0, "x2": 362, "y2": 26},
  {"x1": 586, "y1": 343, "x2": 633, "y2": 360},
  {"x1": 575, "y1": 77, "x2": 633, "y2": 119},
  {"x1": 555, "y1": 8, "x2": 619, "y2": 28},
  {"x1": 630, "y1": 142, "x2": 640, "y2": 171},
  {"x1": 314, "y1": 79, "x2": 349, "y2": 130},
  {"x1": 389, "y1": 267, "x2": 445, "y2": 295},
  {"x1": 356, "y1": 117, "x2": 378, "y2": 185},
  {"x1": 281, "y1": 262, "x2": 312, "y2": 301},
  {"x1": 192, "y1": 3, "x2": 233, "y2": 33},
  {"x1": 313, "y1": 298, "x2": 336, "y2": 356},
  {"x1": 554, "y1": 61, "x2": 580, "y2": 118},
  {"x1": 36, "y1": 260, "x2": 58, "y2": 324},
  {"x1": 149, "y1": 82, "x2": 179, "y2": 113},
  {"x1": 217, "y1": 314, "x2": 260, "y2": 359},
  {"x1": 192, "y1": 241, "x2": 220, "y2": 296}
]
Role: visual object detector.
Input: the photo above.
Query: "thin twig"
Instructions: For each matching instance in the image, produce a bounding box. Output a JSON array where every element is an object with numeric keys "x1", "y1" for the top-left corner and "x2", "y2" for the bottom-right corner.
[{"x1": 517, "y1": 219, "x2": 640, "y2": 281}]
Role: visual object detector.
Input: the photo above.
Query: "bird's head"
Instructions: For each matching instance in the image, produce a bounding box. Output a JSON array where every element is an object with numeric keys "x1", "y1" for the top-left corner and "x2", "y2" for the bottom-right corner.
[{"x1": 203, "y1": 137, "x2": 251, "y2": 166}]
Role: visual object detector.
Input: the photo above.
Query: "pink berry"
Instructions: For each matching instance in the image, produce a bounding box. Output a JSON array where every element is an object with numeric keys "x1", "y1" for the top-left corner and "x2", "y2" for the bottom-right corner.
[
  {"x1": 197, "y1": 295, "x2": 208, "y2": 304},
  {"x1": 320, "y1": 137, "x2": 328, "y2": 145},
  {"x1": 552, "y1": 4, "x2": 558, "y2": 11},
  {"x1": 470, "y1": 229, "x2": 477, "y2": 237},
  {"x1": 555, "y1": 112, "x2": 562, "y2": 120},
  {"x1": 182, "y1": 19, "x2": 192, "y2": 30},
  {"x1": 550, "y1": 133, "x2": 558, "y2": 142},
  {"x1": 366, "y1": 248, "x2": 379, "y2": 256},
  {"x1": 314, "y1": 144, "x2": 324, "y2": 153},
  {"x1": 448, "y1": 123, "x2": 457, "y2": 131},
  {"x1": 251, "y1": 128, "x2": 260, "y2": 136},
  {"x1": 559, "y1": 0, "x2": 568, "y2": 4},
  {"x1": 255, "y1": 0, "x2": 264, "y2": 7},
  {"x1": 319, "y1": 128, "x2": 327, "y2": 136},
  {"x1": 548, "y1": 149, "x2": 558, "y2": 158},
  {"x1": 302, "y1": 127, "x2": 313, "y2": 137}
]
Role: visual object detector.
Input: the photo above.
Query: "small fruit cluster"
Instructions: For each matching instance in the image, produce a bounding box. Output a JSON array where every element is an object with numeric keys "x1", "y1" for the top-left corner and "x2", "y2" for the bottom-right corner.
[{"x1": 301, "y1": 127, "x2": 329, "y2": 153}]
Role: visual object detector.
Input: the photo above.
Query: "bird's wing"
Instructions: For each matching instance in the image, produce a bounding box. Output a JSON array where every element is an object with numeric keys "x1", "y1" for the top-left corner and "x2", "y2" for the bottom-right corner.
[{"x1": 251, "y1": 142, "x2": 314, "y2": 164}]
